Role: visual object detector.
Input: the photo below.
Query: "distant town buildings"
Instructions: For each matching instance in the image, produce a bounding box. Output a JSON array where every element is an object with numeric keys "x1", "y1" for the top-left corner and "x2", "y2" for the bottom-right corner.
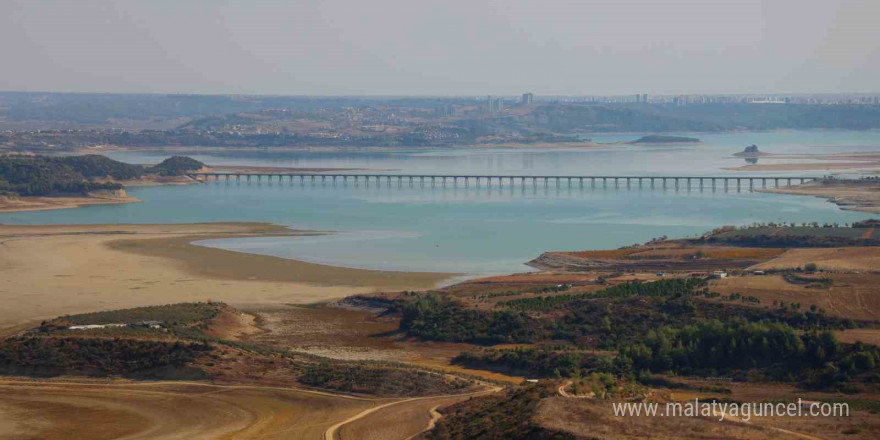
[
  {"x1": 486, "y1": 96, "x2": 505, "y2": 113},
  {"x1": 548, "y1": 93, "x2": 880, "y2": 106},
  {"x1": 522, "y1": 92, "x2": 534, "y2": 105}
]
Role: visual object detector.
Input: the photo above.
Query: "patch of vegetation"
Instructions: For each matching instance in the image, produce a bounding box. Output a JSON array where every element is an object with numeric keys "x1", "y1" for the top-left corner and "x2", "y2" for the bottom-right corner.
[
  {"x1": 395, "y1": 278, "x2": 856, "y2": 349},
  {"x1": 400, "y1": 294, "x2": 543, "y2": 344},
  {"x1": 59, "y1": 154, "x2": 146, "y2": 180},
  {"x1": 616, "y1": 320, "x2": 879, "y2": 390},
  {"x1": 852, "y1": 219, "x2": 880, "y2": 228},
  {"x1": 151, "y1": 155, "x2": 205, "y2": 176},
  {"x1": 500, "y1": 278, "x2": 707, "y2": 311},
  {"x1": 298, "y1": 361, "x2": 472, "y2": 396},
  {"x1": 783, "y1": 273, "x2": 833, "y2": 288},
  {"x1": 426, "y1": 383, "x2": 575, "y2": 440},
  {"x1": 454, "y1": 347, "x2": 607, "y2": 378},
  {"x1": 0, "y1": 155, "x2": 123, "y2": 196},
  {"x1": 700, "y1": 225, "x2": 878, "y2": 247},
  {"x1": 0, "y1": 154, "x2": 205, "y2": 196},
  {"x1": 0, "y1": 336, "x2": 212, "y2": 378},
  {"x1": 50, "y1": 302, "x2": 222, "y2": 327}
]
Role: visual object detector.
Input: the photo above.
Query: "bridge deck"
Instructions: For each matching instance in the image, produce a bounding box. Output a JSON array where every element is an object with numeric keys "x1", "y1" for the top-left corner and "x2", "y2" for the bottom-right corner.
[{"x1": 189, "y1": 173, "x2": 818, "y2": 180}]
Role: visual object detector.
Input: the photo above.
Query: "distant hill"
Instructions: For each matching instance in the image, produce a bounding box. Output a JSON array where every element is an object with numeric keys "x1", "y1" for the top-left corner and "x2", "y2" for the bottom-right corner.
[{"x1": 631, "y1": 135, "x2": 700, "y2": 144}]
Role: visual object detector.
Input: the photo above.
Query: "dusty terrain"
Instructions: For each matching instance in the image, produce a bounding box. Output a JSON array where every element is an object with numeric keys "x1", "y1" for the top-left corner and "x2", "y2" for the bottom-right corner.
[
  {"x1": 711, "y1": 273, "x2": 880, "y2": 321},
  {"x1": 749, "y1": 246, "x2": 880, "y2": 272},
  {"x1": 0, "y1": 379, "x2": 375, "y2": 440},
  {"x1": 240, "y1": 303, "x2": 523, "y2": 384},
  {"x1": 0, "y1": 223, "x2": 451, "y2": 335}
]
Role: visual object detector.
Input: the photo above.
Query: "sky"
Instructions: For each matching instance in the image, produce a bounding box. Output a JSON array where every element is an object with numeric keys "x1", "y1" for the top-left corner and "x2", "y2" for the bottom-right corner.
[{"x1": 2, "y1": 0, "x2": 878, "y2": 96}]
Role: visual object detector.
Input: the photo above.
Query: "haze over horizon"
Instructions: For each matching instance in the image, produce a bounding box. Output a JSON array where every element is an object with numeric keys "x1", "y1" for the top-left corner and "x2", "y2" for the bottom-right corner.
[{"x1": 2, "y1": 0, "x2": 879, "y2": 96}]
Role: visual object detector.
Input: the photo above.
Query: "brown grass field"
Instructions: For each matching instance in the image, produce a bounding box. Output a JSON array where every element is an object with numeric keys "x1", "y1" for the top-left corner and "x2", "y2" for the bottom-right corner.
[
  {"x1": 566, "y1": 248, "x2": 642, "y2": 259},
  {"x1": 711, "y1": 273, "x2": 880, "y2": 321},
  {"x1": 239, "y1": 304, "x2": 524, "y2": 384},
  {"x1": 538, "y1": 397, "x2": 788, "y2": 440},
  {"x1": 565, "y1": 246, "x2": 784, "y2": 261},
  {"x1": 337, "y1": 394, "x2": 474, "y2": 440},
  {"x1": 750, "y1": 247, "x2": 880, "y2": 272},
  {"x1": 834, "y1": 328, "x2": 880, "y2": 346},
  {"x1": 632, "y1": 247, "x2": 785, "y2": 260},
  {"x1": 0, "y1": 380, "x2": 375, "y2": 440}
]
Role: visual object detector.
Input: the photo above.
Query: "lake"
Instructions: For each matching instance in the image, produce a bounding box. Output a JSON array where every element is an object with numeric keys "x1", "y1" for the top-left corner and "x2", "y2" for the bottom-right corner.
[{"x1": 2, "y1": 130, "x2": 877, "y2": 275}]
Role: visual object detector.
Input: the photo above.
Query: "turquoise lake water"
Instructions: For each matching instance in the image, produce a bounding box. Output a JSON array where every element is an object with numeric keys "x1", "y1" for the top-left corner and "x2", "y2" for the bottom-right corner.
[{"x1": 2, "y1": 130, "x2": 877, "y2": 275}]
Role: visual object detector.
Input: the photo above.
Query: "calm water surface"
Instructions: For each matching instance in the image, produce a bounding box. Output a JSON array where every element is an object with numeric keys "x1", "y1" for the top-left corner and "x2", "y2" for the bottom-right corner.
[{"x1": 3, "y1": 131, "x2": 877, "y2": 275}]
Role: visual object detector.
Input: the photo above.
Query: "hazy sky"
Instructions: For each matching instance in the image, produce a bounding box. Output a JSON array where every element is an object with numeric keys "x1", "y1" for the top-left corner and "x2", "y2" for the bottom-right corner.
[{"x1": 2, "y1": 0, "x2": 878, "y2": 96}]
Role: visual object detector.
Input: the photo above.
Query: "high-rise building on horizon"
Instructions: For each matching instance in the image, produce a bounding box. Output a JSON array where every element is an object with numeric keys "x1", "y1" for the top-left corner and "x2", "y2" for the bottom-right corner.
[
  {"x1": 486, "y1": 96, "x2": 504, "y2": 113},
  {"x1": 521, "y1": 92, "x2": 534, "y2": 105}
]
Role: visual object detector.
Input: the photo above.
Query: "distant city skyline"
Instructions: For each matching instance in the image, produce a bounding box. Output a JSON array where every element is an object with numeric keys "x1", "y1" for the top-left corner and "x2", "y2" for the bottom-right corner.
[{"x1": 2, "y1": 0, "x2": 879, "y2": 96}]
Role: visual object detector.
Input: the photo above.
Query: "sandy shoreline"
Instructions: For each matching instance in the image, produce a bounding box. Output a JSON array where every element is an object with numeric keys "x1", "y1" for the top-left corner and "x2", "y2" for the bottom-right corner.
[
  {"x1": 0, "y1": 222, "x2": 453, "y2": 335},
  {"x1": 0, "y1": 193, "x2": 142, "y2": 213},
  {"x1": 757, "y1": 180, "x2": 880, "y2": 213},
  {"x1": 724, "y1": 152, "x2": 880, "y2": 172}
]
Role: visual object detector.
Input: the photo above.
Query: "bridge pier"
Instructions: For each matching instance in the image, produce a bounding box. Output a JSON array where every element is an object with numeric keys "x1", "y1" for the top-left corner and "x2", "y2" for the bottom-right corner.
[{"x1": 189, "y1": 173, "x2": 814, "y2": 193}]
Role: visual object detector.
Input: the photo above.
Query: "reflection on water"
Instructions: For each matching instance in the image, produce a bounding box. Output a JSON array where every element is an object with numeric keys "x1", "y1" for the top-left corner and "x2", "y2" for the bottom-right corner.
[
  {"x1": 745, "y1": 157, "x2": 759, "y2": 164},
  {"x1": 3, "y1": 179, "x2": 872, "y2": 275},
  {"x1": 7, "y1": 130, "x2": 879, "y2": 275},
  {"x1": 103, "y1": 129, "x2": 880, "y2": 178}
]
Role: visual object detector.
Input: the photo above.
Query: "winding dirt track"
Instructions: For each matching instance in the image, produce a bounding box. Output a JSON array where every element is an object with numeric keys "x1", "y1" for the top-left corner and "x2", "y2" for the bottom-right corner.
[
  {"x1": 325, "y1": 387, "x2": 502, "y2": 440},
  {"x1": 0, "y1": 379, "x2": 500, "y2": 440}
]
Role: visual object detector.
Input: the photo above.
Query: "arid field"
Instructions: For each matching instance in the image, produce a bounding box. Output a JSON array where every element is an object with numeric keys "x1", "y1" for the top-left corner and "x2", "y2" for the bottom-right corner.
[
  {"x1": 0, "y1": 223, "x2": 452, "y2": 334},
  {"x1": 0, "y1": 380, "x2": 375, "y2": 440}
]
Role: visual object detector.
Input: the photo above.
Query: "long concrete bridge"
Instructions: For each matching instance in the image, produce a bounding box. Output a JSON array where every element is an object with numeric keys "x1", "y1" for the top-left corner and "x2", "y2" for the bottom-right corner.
[{"x1": 188, "y1": 172, "x2": 818, "y2": 190}]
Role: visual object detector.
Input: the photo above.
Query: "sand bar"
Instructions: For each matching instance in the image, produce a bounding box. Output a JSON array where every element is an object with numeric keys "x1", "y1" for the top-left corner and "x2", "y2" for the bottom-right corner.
[
  {"x1": 724, "y1": 151, "x2": 880, "y2": 172},
  {"x1": 757, "y1": 180, "x2": 880, "y2": 213},
  {"x1": 0, "y1": 193, "x2": 141, "y2": 213},
  {"x1": 0, "y1": 222, "x2": 453, "y2": 334}
]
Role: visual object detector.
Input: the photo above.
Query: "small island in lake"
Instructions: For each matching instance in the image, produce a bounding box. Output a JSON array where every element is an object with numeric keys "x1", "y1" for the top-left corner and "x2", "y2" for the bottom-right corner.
[
  {"x1": 733, "y1": 144, "x2": 772, "y2": 157},
  {"x1": 630, "y1": 135, "x2": 701, "y2": 144}
]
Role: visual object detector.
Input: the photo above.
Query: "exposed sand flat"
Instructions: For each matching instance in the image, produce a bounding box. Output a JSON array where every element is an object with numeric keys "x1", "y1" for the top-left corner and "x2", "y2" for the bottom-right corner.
[
  {"x1": 0, "y1": 223, "x2": 452, "y2": 334},
  {"x1": 724, "y1": 152, "x2": 880, "y2": 172},
  {"x1": 757, "y1": 180, "x2": 880, "y2": 213},
  {"x1": 0, "y1": 194, "x2": 141, "y2": 213},
  {"x1": 726, "y1": 162, "x2": 879, "y2": 171}
]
